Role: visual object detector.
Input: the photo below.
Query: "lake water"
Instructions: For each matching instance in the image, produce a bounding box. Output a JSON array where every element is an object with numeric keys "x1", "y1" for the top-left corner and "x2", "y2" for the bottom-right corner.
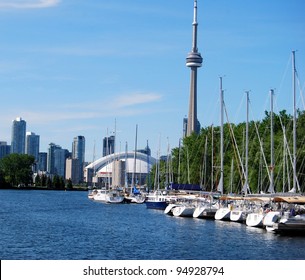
[{"x1": 0, "y1": 189, "x2": 304, "y2": 260}]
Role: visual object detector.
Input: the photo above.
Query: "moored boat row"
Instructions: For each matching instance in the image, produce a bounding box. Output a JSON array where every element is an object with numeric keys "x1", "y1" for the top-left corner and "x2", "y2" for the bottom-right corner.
[
  {"x1": 162, "y1": 193, "x2": 305, "y2": 235},
  {"x1": 88, "y1": 186, "x2": 305, "y2": 235}
]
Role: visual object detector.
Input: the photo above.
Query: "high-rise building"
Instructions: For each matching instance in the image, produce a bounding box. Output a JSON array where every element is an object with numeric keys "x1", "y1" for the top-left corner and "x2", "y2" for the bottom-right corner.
[
  {"x1": 54, "y1": 148, "x2": 69, "y2": 177},
  {"x1": 38, "y1": 152, "x2": 47, "y2": 172},
  {"x1": 72, "y1": 135, "x2": 85, "y2": 183},
  {"x1": 66, "y1": 158, "x2": 80, "y2": 184},
  {"x1": 11, "y1": 117, "x2": 26, "y2": 154},
  {"x1": 103, "y1": 135, "x2": 115, "y2": 156},
  {"x1": 26, "y1": 132, "x2": 40, "y2": 161},
  {"x1": 47, "y1": 143, "x2": 61, "y2": 175},
  {"x1": 186, "y1": 0, "x2": 202, "y2": 136},
  {"x1": 0, "y1": 141, "x2": 10, "y2": 160}
]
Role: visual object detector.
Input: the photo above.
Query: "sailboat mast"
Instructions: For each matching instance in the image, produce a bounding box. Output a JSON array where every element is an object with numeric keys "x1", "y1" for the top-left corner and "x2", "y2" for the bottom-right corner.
[
  {"x1": 270, "y1": 89, "x2": 274, "y2": 193},
  {"x1": 292, "y1": 50, "x2": 297, "y2": 192},
  {"x1": 125, "y1": 141, "x2": 128, "y2": 189},
  {"x1": 93, "y1": 140, "x2": 96, "y2": 188},
  {"x1": 219, "y1": 76, "x2": 224, "y2": 194},
  {"x1": 211, "y1": 124, "x2": 214, "y2": 191},
  {"x1": 132, "y1": 124, "x2": 138, "y2": 187},
  {"x1": 245, "y1": 91, "x2": 249, "y2": 195},
  {"x1": 146, "y1": 140, "x2": 150, "y2": 189},
  {"x1": 283, "y1": 127, "x2": 286, "y2": 192}
]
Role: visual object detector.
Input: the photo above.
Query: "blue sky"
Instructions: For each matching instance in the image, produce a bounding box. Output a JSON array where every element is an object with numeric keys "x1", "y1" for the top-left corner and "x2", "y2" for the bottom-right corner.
[{"x1": 0, "y1": 0, "x2": 304, "y2": 162}]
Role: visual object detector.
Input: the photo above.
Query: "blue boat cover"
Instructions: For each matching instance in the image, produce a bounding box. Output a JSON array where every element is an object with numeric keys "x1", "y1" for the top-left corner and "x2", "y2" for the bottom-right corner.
[
  {"x1": 170, "y1": 183, "x2": 201, "y2": 191},
  {"x1": 132, "y1": 186, "x2": 141, "y2": 194}
]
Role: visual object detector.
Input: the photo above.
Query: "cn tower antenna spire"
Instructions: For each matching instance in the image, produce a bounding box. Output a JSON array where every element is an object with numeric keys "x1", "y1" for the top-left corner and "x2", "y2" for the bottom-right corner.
[
  {"x1": 186, "y1": 0, "x2": 203, "y2": 136},
  {"x1": 192, "y1": 0, "x2": 198, "y2": 52}
]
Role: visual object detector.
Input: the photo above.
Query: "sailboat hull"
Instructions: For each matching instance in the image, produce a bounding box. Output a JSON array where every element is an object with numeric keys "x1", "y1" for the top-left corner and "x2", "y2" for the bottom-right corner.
[
  {"x1": 246, "y1": 212, "x2": 264, "y2": 227},
  {"x1": 215, "y1": 208, "x2": 231, "y2": 221},
  {"x1": 172, "y1": 206, "x2": 195, "y2": 217},
  {"x1": 193, "y1": 206, "x2": 217, "y2": 219},
  {"x1": 145, "y1": 201, "x2": 168, "y2": 210},
  {"x1": 230, "y1": 210, "x2": 247, "y2": 223}
]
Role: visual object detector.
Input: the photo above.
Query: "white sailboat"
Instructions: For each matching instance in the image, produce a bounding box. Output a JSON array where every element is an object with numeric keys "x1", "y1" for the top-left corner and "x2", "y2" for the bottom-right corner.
[
  {"x1": 93, "y1": 189, "x2": 125, "y2": 204},
  {"x1": 193, "y1": 194, "x2": 218, "y2": 219},
  {"x1": 246, "y1": 211, "x2": 265, "y2": 228},
  {"x1": 92, "y1": 124, "x2": 125, "y2": 204},
  {"x1": 263, "y1": 210, "x2": 282, "y2": 232},
  {"x1": 229, "y1": 91, "x2": 251, "y2": 223},
  {"x1": 245, "y1": 196, "x2": 271, "y2": 227},
  {"x1": 230, "y1": 202, "x2": 250, "y2": 223},
  {"x1": 145, "y1": 136, "x2": 172, "y2": 210},
  {"x1": 214, "y1": 205, "x2": 231, "y2": 221},
  {"x1": 124, "y1": 125, "x2": 146, "y2": 204},
  {"x1": 172, "y1": 204, "x2": 196, "y2": 217},
  {"x1": 213, "y1": 77, "x2": 230, "y2": 221},
  {"x1": 172, "y1": 195, "x2": 199, "y2": 217},
  {"x1": 164, "y1": 202, "x2": 179, "y2": 215},
  {"x1": 263, "y1": 51, "x2": 302, "y2": 231}
]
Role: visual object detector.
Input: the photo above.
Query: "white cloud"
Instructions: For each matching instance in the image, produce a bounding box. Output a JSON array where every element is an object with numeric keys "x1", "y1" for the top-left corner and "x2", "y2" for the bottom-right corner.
[
  {"x1": 0, "y1": 0, "x2": 60, "y2": 9},
  {"x1": 114, "y1": 92, "x2": 162, "y2": 108}
]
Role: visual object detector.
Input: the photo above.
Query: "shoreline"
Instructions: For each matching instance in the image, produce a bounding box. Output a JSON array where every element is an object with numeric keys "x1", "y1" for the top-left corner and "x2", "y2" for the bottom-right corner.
[{"x1": 0, "y1": 186, "x2": 88, "y2": 191}]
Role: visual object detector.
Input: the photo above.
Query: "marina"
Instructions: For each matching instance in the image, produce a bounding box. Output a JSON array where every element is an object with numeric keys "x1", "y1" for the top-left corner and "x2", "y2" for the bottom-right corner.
[{"x1": 89, "y1": 185, "x2": 305, "y2": 236}]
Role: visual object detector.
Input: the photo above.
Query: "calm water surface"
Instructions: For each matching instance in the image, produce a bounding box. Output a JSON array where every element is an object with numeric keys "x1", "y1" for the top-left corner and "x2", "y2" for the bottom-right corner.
[{"x1": 0, "y1": 189, "x2": 304, "y2": 260}]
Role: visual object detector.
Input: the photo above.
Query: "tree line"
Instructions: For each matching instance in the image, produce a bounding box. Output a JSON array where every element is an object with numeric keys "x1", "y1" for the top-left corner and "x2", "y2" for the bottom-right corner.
[{"x1": 0, "y1": 153, "x2": 73, "y2": 189}]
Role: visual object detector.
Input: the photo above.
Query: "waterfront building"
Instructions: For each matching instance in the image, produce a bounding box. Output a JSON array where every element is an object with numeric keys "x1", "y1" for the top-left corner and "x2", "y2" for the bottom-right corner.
[
  {"x1": 85, "y1": 150, "x2": 156, "y2": 188},
  {"x1": 38, "y1": 152, "x2": 47, "y2": 172},
  {"x1": 47, "y1": 143, "x2": 69, "y2": 177},
  {"x1": 26, "y1": 132, "x2": 40, "y2": 161},
  {"x1": 137, "y1": 144, "x2": 151, "y2": 157},
  {"x1": 186, "y1": 0, "x2": 202, "y2": 136},
  {"x1": 11, "y1": 117, "x2": 26, "y2": 154},
  {"x1": 65, "y1": 158, "x2": 80, "y2": 184},
  {"x1": 72, "y1": 135, "x2": 85, "y2": 183},
  {"x1": 0, "y1": 141, "x2": 10, "y2": 160},
  {"x1": 54, "y1": 148, "x2": 69, "y2": 178},
  {"x1": 47, "y1": 143, "x2": 61, "y2": 175},
  {"x1": 103, "y1": 135, "x2": 115, "y2": 156}
]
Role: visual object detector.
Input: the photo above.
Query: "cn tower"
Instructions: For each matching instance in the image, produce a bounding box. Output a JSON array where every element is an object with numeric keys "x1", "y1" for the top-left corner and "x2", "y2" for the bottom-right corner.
[{"x1": 186, "y1": 0, "x2": 202, "y2": 136}]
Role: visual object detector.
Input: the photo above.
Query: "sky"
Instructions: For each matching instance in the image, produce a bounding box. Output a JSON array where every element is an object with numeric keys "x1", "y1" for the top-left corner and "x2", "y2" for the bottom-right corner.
[{"x1": 0, "y1": 0, "x2": 304, "y2": 162}]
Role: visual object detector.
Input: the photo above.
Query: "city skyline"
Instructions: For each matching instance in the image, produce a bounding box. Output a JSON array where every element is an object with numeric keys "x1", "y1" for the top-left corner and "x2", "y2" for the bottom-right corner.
[{"x1": 0, "y1": 0, "x2": 304, "y2": 161}]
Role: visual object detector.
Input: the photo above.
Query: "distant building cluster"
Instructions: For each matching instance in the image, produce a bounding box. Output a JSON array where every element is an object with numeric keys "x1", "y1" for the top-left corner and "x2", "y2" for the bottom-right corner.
[
  {"x1": 1, "y1": 117, "x2": 154, "y2": 187},
  {"x1": 0, "y1": 117, "x2": 86, "y2": 185}
]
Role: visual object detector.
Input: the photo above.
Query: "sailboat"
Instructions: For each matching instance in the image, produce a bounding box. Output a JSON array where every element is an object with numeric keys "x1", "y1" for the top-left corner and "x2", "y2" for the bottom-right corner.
[
  {"x1": 230, "y1": 91, "x2": 253, "y2": 223},
  {"x1": 193, "y1": 193, "x2": 219, "y2": 219},
  {"x1": 124, "y1": 126, "x2": 146, "y2": 204},
  {"x1": 145, "y1": 135, "x2": 174, "y2": 210},
  {"x1": 214, "y1": 77, "x2": 234, "y2": 221},
  {"x1": 267, "y1": 51, "x2": 305, "y2": 234},
  {"x1": 247, "y1": 89, "x2": 275, "y2": 227},
  {"x1": 92, "y1": 125, "x2": 125, "y2": 204}
]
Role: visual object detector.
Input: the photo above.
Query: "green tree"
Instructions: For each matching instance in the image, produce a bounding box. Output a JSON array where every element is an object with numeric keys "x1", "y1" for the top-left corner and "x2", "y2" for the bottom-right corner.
[
  {"x1": 53, "y1": 175, "x2": 60, "y2": 189},
  {"x1": 0, "y1": 154, "x2": 35, "y2": 187},
  {"x1": 35, "y1": 174, "x2": 42, "y2": 187},
  {"x1": 46, "y1": 176, "x2": 53, "y2": 188},
  {"x1": 66, "y1": 178, "x2": 73, "y2": 189},
  {"x1": 0, "y1": 169, "x2": 9, "y2": 188},
  {"x1": 41, "y1": 174, "x2": 47, "y2": 187}
]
